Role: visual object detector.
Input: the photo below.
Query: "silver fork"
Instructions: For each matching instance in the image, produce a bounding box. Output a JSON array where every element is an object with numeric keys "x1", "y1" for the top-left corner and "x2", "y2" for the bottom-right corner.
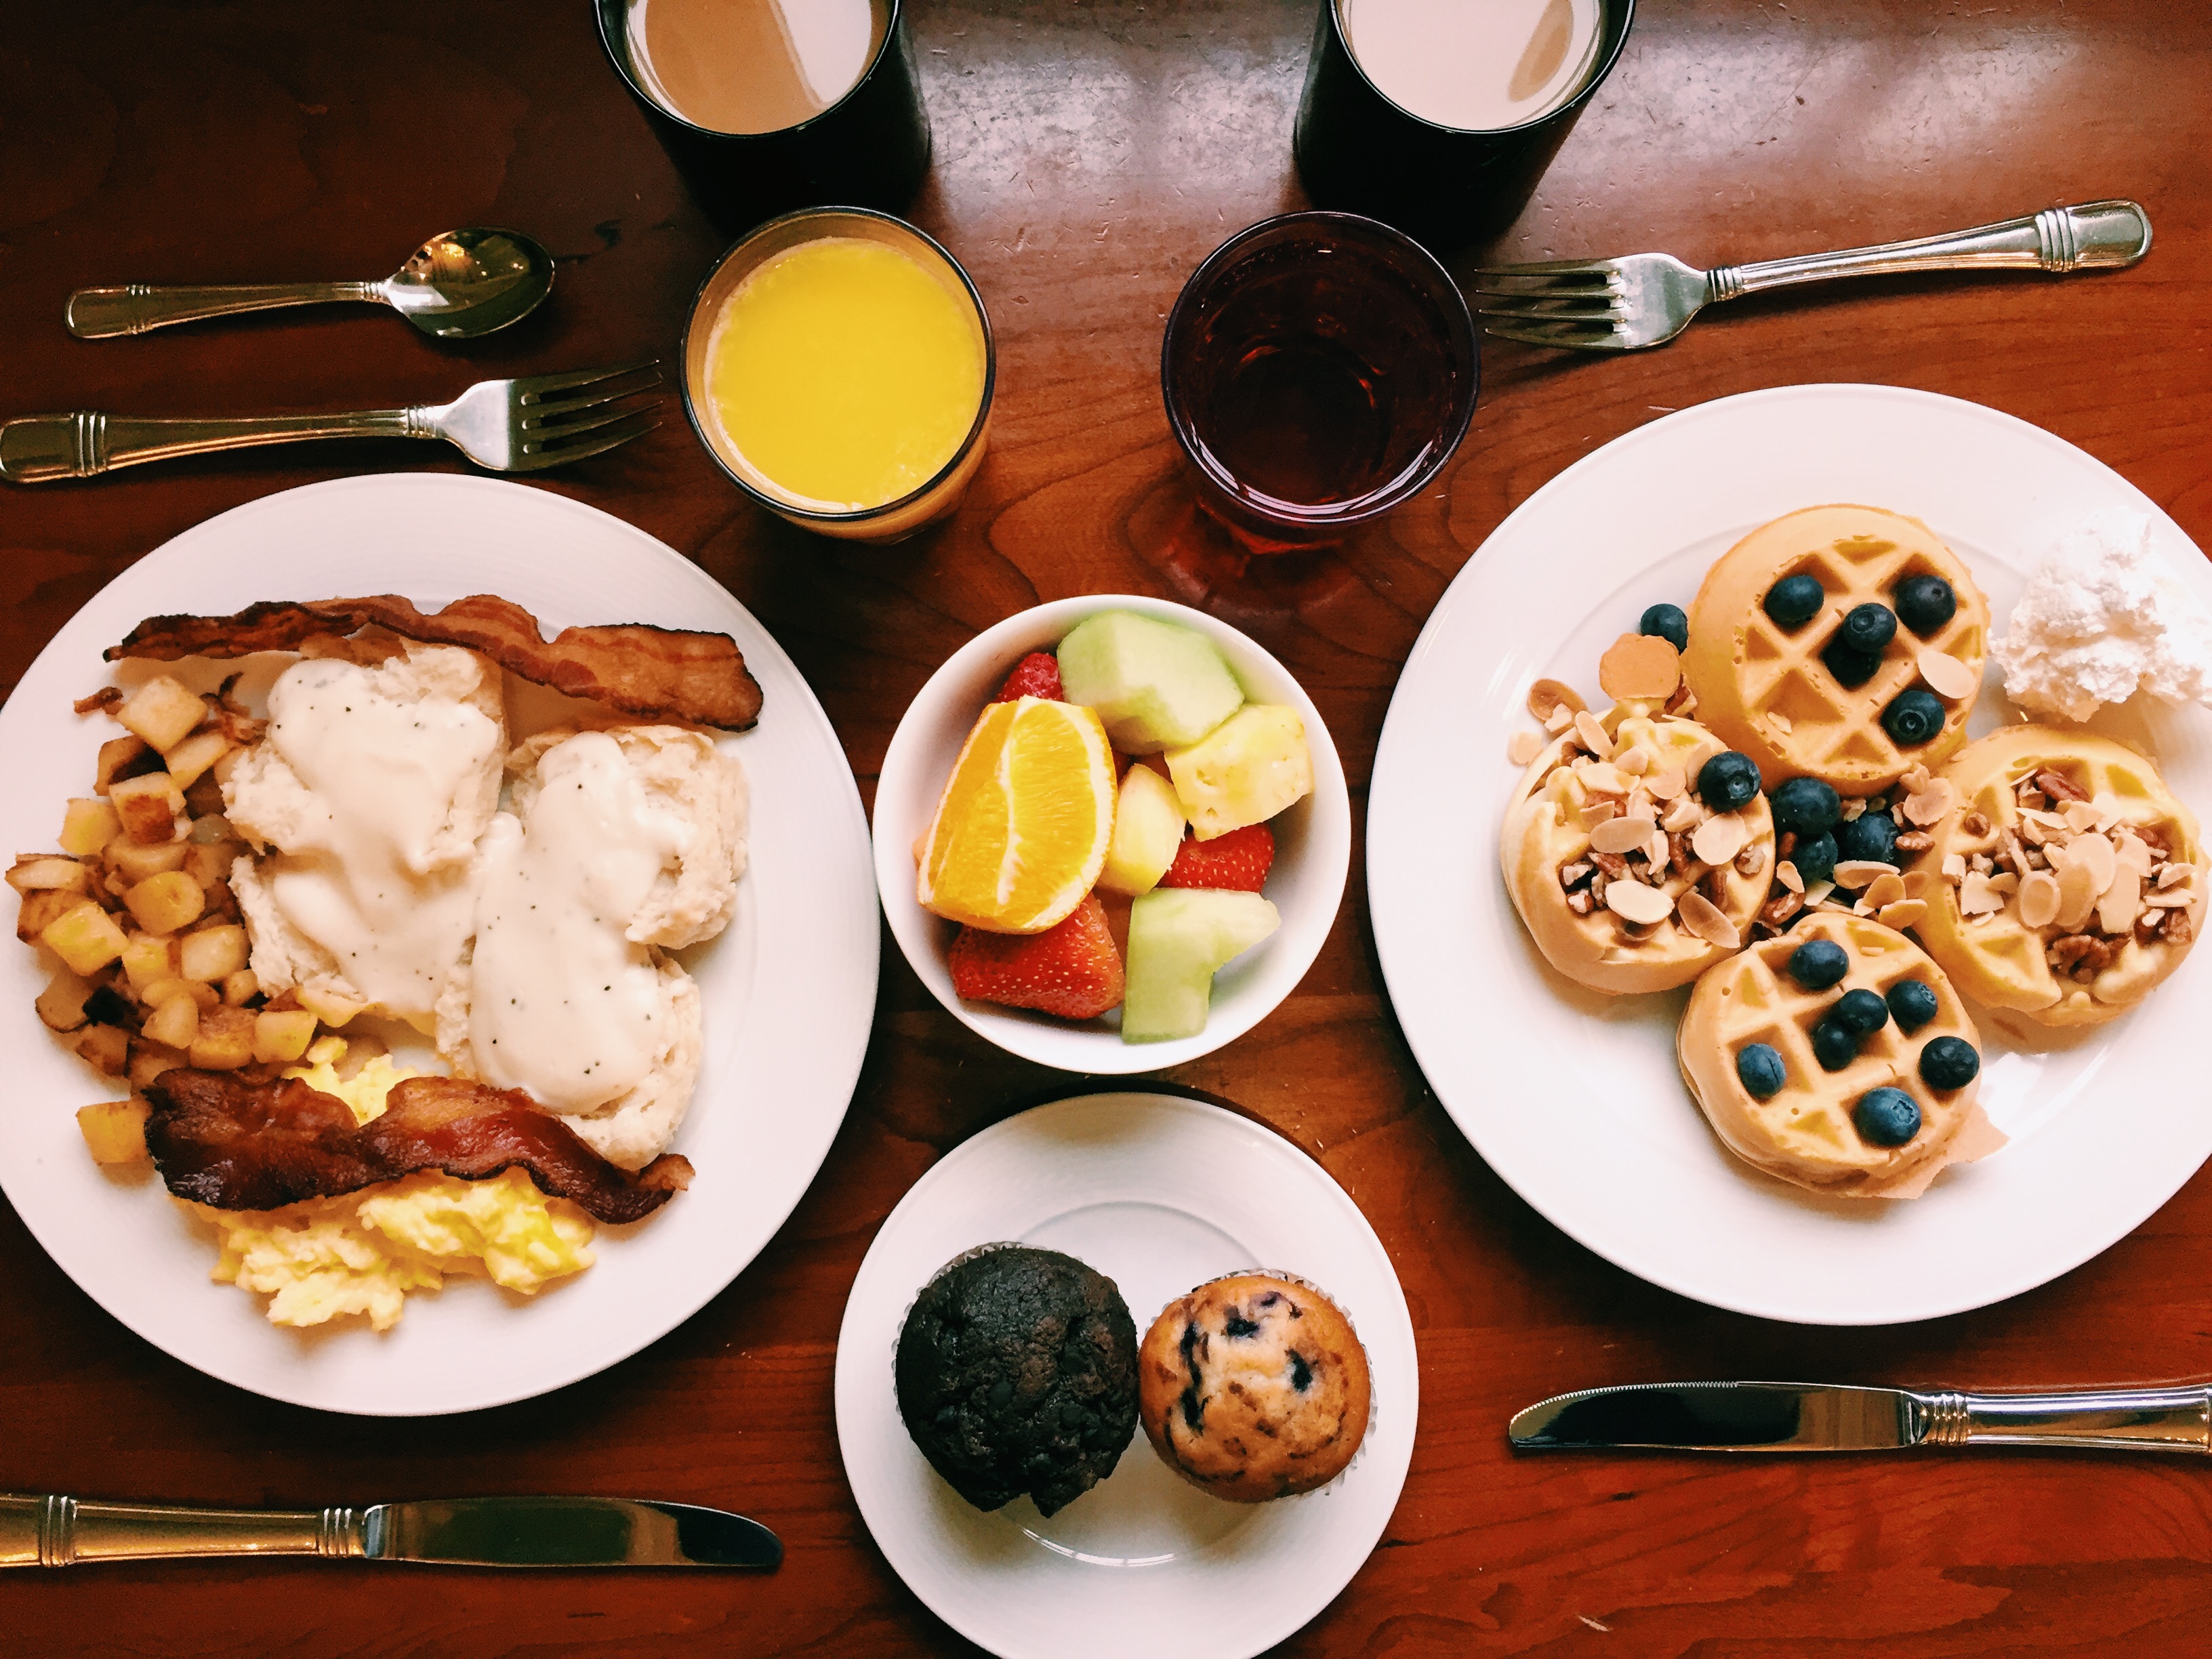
[
  {"x1": 0, "y1": 361, "x2": 661, "y2": 482},
  {"x1": 1472, "y1": 200, "x2": 2152, "y2": 352}
]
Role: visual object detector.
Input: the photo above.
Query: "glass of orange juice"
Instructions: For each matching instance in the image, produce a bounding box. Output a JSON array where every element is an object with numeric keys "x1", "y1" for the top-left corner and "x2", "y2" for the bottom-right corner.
[{"x1": 681, "y1": 208, "x2": 995, "y2": 542}]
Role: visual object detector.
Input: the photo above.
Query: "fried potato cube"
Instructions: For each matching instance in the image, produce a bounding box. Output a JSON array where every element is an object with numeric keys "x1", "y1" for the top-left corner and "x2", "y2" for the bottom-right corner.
[
  {"x1": 18, "y1": 887, "x2": 85, "y2": 945},
  {"x1": 182, "y1": 841, "x2": 240, "y2": 890},
  {"x1": 109, "y1": 773, "x2": 182, "y2": 845},
  {"x1": 253, "y1": 1008, "x2": 319, "y2": 1065},
  {"x1": 123, "y1": 871, "x2": 204, "y2": 935},
  {"x1": 60, "y1": 798, "x2": 124, "y2": 857},
  {"x1": 128, "y1": 1041, "x2": 188, "y2": 1089},
  {"x1": 7, "y1": 855, "x2": 90, "y2": 895},
  {"x1": 35, "y1": 964, "x2": 94, "y2": 1032},
  {"x1": 142, "y1": 977, "x2": 219, "y2": 1010},
  {"x1": 115, "y1": 675, "x2": 207, "y2": 754},
  {"x1": 188, "y1": 1005, "x2": 257, "y2": 1071},
  {"x1": 41, "y1": 900, "x2": 129, "y2": 975},
  {"x1": 142, "y1": 992, "x2": 201, "y2": 1051},
  {"x1": 77, "y1": 1099, "x2": 152, "y2": 1165},
  {"x1": 94, "y1": 735, "x2": 152, "y2": 794},
  {"x1": 178, "y1": 924, "x2": 248, "y2": 983},
  {"x1": 221, "y1": 969, "x2": 260, "y2": 1006},
  {"x1": 75, "y1": 1022, "x2": 132, "y2": 1076},
  {"x1": 104, "y1": 836, "x2": 188, "y2": 884},
  {"x1": 120, "y1": 933, "x2": 176, "y2": 992},
  {"x1": 161, "y1": 729, "x2": 233, "y2": 792}
]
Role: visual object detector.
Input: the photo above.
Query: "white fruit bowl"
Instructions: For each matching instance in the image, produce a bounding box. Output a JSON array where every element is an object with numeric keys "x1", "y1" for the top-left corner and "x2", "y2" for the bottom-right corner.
[{"x1": 874, "y1": 595, "x2": 1351, "y2": 1074}]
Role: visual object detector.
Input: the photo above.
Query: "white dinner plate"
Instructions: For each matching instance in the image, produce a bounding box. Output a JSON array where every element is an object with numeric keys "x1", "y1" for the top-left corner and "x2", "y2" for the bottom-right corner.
[
  {"x1": 0, "y1": 474, "x2": 879, "y2": 1414},
  {"x1": 1369, "y1": 384, "x2": 2212, "y2": 1326},
  {"x1": 834, "y1": 1093, "x2": 1416, "y2": 1659}
]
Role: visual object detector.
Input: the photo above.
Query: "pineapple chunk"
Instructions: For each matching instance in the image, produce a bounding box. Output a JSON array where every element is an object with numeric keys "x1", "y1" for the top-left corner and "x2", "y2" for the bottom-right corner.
[
  {"x1": 105, "y1": 836, "x2": 189, "y2": 883},
  {"x1": 189, "y1": 1006, "x2": 257, "y2": 1070},
  {"x1": 35, "y1": 964, "x2": 94, "y2": 1032},
  {"x1": 75, "y1": 1022, "x2": 131, "y2": 1076},
  {"x1": 128, "y1": 1041, "x2": 188, "y2": 1089},
  {"x1": 178, "y1": 924, "x2": 249, "y2": 983},
  {"x1": 41, "y1": 901, "x2": 129, "y2": 975},
  {"x1": 142, "y1": 992, "x2": 201, "y2": 1051},
  {"x1": 8, "y1": 855, "x2": 90, "y2": 894},
  {"x1": 109, "y1": 772, "x2": 182, "y2": 845},
  {"x1": 94, "y1": 735, "x2": 152, "y2": 794},
  {"x1": 16, "y1": 888, "x2": 84, "y2": 945},
  {"x1": 222, "y1": 969, "x2": 260, "y2": 1006},
  {"x1": 1164, "y1": 705, "x2": 1315, "y2": 841},
  {"x1": 116, "y1": 675, "x2": 208, "y2": 753},
  {"x1": 253, "y1": 1008, "x2": 321, "y2": 1065},
  {"x1": 60, "y1": 798, "x2": 124, "y2": 857},
  {"x1": 121, "y1": 933, "x2": 176, "y2": 991},
  {"x1": 162, "y1": 728, "x2": 233, "y2": 792},
  {"x1": 77, "y1": 1099, "x2": 152, "y2": 1164},
  {"x1": 123, "y1": 871, "x2": 204, "y2": 935}
]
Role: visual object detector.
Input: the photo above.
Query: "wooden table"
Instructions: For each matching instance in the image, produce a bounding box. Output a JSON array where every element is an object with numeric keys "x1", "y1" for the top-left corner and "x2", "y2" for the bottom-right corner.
[{"x1": 5, "y1": 1, "x2": 2210, "y2": 1652}]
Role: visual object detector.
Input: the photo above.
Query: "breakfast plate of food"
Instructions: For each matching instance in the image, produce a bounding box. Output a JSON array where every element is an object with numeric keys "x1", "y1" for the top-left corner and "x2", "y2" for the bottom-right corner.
[
  {"x1": 1369, "y1": 384, "x2": 2211, "y2": 1324},
  {"x1": 0, "y1": 472, "x2": 878, "y2": 1413},
  {"x1": 834, "y1": 1092, "x2": 1416, "y2": 1659}
]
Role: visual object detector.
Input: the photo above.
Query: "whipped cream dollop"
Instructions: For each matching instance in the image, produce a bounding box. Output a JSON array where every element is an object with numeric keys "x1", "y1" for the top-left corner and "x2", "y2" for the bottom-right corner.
[{"x1": 1992, "y1": 509, "x2": 2212, "y2": 722}]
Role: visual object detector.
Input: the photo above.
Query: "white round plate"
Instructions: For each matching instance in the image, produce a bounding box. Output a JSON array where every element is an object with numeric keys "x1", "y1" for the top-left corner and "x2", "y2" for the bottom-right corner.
[
  {"x1": 874, "y1": 596, "x2": 1351, "y2": 1073},
  {"x1": 834, "y1": 1093, "x2": 1416, "y2": 1658},
  {"x1": 1370, "y1": 384, "x2": 2212, "y2": 1326},
  {"x1": 0, "y1": 474, "x2": 879, "y2": 1413}
]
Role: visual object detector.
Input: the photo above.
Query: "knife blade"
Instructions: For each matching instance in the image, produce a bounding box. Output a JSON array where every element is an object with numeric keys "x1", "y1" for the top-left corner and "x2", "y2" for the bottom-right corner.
[
  {"x1": 1, "y1": 1493, "x2": 781, "y2": 1568},
  {"x1": 1509, "y1": 1380, "x2": 2212, "y2": 1454}
]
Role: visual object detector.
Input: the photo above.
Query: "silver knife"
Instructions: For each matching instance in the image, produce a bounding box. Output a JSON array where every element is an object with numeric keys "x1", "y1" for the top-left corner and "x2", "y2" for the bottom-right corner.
[
  {"x1": 1509, "y1": 1380, "x2": 2212, "y2": 1454},
  {"x1": 0, "y1": 1493, "x2": 781, "y2": 1568}
]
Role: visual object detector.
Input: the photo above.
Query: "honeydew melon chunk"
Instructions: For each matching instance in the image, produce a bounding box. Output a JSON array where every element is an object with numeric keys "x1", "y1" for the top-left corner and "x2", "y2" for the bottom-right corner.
[
  {"x1": 1055, "y1": 611, "x2": 1244, "y2": 754},
  {"x1": 1097, "y1": 763, "x2": 1187, "y2": 897},
  {"x1": 1121, "y1": 888, "x2": 1279, "y2": 1042},
  {"x1": 1165, "y1": 705, "x2": 1313, "y2": 840}
]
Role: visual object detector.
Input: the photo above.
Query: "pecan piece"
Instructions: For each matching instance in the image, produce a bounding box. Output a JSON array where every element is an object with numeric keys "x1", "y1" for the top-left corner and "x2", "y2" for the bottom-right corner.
[
  {"x1": 1590, "y1": 850, "x2": 1630, "y2": 880},
  {"x1": 2036, "y1": 769, "x2": 2090, "y2": 803},
  {"x1": 1963, "y1": 811, "x2": 1991, "y2": 837},
  {"x1": 1760, "y1": 890, "x2": 1805, "y2": 928},
  {"x1": 1558, "y1": 859, "x2": 1595, "y2": 891},
  {"x1": 2047, "y1": 933, "x2": 2114, "y2": 981},
  {"x1": 2167, "y1": 909, "x2": 2196, "y2": 947}
]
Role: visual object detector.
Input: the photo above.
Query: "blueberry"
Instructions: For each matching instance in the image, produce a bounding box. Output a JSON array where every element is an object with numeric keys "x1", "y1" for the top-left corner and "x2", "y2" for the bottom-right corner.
[
  {"x1": 1697, "y1": 750, "x2": 1762, "y2": 811},
  {"x1": 1821, "y1": 638, "x2": 1882, "y2": 688},
  {"x1": 1764, "y1": 573, "x2": 1824, "y2": 629},
  {"x1": 1887, "y1": 979, "x2": 1940, "y2": 1033},
  {"x1": 1882, "y1": 688, "x2": 1947, "y2": 746},
  {"x1": 1640, "y1": 602, "x2": 1689, "y2": 652},
  {"x1": 1841, "y1": 602, "x2": 1898, "y2": 655},
  {"x1": 1770, "y1": 777, "x2": 1841, "y2": 836},
  {"x1": 1787, "y1": 938, "x2": 1850, "y2": 990},
  {"x1": 1811, "y1": 1017, "x2": 1860, "y2": 1072},
  {"x1": 1895, "y1": 574, "x2": 1957, "y2": 636},
  {"x1": 1736, "y1": 1043, "x2": 1787, "y2": 1100},
  {"x1": 1793, "y1": 830, "x2": 1839, "y2": 887},
  {"x1": 1919, "y1": 1035, "x2": 1981, "y2": 1090},
  {"x1": 1853, "y1": 1086, "x2": 1923, "y2": 1147},
  {"x1": 1834, "y1": 811, "x2": 1900, "y2": 866},
  {"x1": 1833, "y1": 987, "x2": 1889, "y2": 1036}
]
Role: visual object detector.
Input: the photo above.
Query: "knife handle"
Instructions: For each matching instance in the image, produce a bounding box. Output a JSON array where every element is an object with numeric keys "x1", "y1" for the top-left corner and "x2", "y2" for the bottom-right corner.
[
  {"x1": 0, "y1": 1494, "x2": 366, "y2": 1567},
  {"x1": 1919, "y1": 1386, "x2": 2212, "y2": 1453}
]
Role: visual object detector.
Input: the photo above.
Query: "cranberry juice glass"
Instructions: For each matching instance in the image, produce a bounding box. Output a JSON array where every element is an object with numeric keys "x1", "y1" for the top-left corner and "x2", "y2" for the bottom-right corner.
[{"x1": 1162, "y1": 212, "x2": 1477, "y2": 550}]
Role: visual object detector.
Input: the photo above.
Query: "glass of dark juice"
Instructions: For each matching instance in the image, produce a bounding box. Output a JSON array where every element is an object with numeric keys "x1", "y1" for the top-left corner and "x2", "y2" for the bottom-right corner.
[{"x1": 1162, "y1": 211, "x2": 1477, "y2": 550}]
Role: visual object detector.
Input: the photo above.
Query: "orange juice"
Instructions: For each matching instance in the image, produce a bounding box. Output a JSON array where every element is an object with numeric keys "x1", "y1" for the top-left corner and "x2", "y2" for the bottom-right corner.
[{"x1": 704, "y1": 237, "x2": 987, "y2": 512}]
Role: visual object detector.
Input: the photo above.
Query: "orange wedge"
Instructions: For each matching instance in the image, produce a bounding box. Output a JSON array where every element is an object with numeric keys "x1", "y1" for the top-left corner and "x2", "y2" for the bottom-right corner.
[{"x1": 918, "y1": 696, "x2": 1116, "y2": 933}]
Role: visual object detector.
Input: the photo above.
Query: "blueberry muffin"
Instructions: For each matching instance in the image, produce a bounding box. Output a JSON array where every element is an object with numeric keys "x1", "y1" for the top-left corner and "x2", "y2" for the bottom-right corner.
[
  {"x1": 1137, "y1": 1272, "x2": 1370, "y2": 1502},
  {"x1": 895, "y1": 1245, "x2": 1139, "y2": 1516}
]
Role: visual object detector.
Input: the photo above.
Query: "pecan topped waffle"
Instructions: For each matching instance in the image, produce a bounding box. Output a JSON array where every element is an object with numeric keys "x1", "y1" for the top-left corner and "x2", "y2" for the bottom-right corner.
[{"x1": 1902, "y1": 726, "x2": 2206, "y2": 1027}]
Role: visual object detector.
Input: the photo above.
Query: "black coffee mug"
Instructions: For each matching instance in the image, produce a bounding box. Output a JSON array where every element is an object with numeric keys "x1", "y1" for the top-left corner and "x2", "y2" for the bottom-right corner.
[
  {"x1": 1293, "y1": 0, "x2": 1636, "y2": 249},
  {"x1": 594, "y1": 0, "x2": 931, "y2": 238}
]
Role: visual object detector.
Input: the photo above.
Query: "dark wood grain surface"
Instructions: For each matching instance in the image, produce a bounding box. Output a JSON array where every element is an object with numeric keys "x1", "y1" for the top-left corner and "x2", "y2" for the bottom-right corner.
[{"x1": 5, "y1": 2, "x2": 2211, "y2": 1653}]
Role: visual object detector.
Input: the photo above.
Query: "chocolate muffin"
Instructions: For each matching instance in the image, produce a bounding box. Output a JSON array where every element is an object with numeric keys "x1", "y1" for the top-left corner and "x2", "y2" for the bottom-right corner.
[
  {"x1": 895, "y1": 1245, "x2": 1140, "y2": 1516},
  {"x1": 1138, "y1": 1271, "x2": 1370, "y2": 1502}
]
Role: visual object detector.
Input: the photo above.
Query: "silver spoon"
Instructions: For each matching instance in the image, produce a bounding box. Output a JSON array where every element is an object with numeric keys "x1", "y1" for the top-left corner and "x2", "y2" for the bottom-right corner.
[{"x1": 64, "y1": 227, "x2": 556, "y2": 340}]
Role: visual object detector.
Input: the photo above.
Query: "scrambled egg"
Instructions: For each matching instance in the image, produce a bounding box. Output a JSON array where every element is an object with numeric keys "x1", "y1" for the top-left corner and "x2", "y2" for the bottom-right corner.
[{"x1": 192, "y1": 1044, "x2": 595, "y2": 1332}]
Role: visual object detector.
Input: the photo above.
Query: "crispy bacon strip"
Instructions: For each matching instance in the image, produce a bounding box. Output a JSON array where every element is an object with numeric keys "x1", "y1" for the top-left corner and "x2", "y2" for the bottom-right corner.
[
  {"x1": 143, "y1": 1069, "x2": 695, "y2": 1226},
  {"x1": 107, "y1": 593, "x2": 762, "y2": 731}
]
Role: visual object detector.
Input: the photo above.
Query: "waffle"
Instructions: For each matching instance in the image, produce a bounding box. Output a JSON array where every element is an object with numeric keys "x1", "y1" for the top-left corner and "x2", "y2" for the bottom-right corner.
[
  {"x1": 1678, "y1": 912, "x2": 2005, "y2": 1199},
  {"x1": 1501, "y1": 703, "x2": 1775, "y2": 994},
  {"x1": 1901, "y1": 726, "x2": 2206, "y2": 1029},
  {"x1": 1681, "y1": 505, "x2": 1991, "y2": 795}
]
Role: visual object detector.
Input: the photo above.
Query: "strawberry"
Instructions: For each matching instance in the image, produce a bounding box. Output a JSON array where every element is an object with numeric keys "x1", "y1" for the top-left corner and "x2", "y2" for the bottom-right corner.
[
  {"x1": 994, "y1": 651, "x2": 1064, "y2": 703},
  {"x1": 948, "y1": 893, "x2": 1124, "y2": 1019},
  {"x1": 1155, "y1": 823, "x2": 1274, "y2": 893}
]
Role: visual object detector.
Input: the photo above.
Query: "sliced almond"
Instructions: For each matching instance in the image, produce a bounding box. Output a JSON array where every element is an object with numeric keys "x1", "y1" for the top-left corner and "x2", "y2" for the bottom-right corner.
[
  {"x1": 1675, "y1": 888, "x2": 1741, "y2": 949},
  {"x1": 1832, "y1": 859, "x2": 1895, "y2": 891},
  {"x1": 2018, "y1": 815, "x2": 2050, "y2": 847},
  {"x1": 1580, "y1": 798, "x2": 1620, "y2": 828},
  {"x1": 1915, "y1": 647, "x2": 1980, "y2": 701},
  {"x1": 1941, "y1": 853, "x2": 1969, "y2": 882},
  {"x1": 1959, "y1": 870, "x2": 2006, "y2": 916},
  {"x1": 1691, "y1": 813, "x2": 1749, "y2": 866},
  {"x1": 2146, "y1": 886, "x2": 2196, "y2": 908},
  {"x1": 2099, "y1": 871, "x2": 2142, "y2": 935},
  {"x1": 1768, "y1": 711, "x2": 1793, "y2": 734},
  {"x1": 2091, "y1": 792, "x2": 2122, "y2": 833},
  {"x1": 1529, "y1": 678, "x2": 1587, "y2": 725},
  {"x1": 2157, "y1": 863, "x2": 2192, "y2": 890},
  {"x1": 1862, "y1": 873, "x2": 1908, "y2": 911},
  {"x1": 1660, "y1": 794, "x2": 1702, "y2": 833},
  {"x1": 1544, "y1": 704, "x2": 1575, "y2": 733},
  {"x1": 1775, "y1": 859, "x2": 1804, "y2": 893},
  {"x1": 1986, "y1": 871, "x2": 2020, "y2": 896},
  {"x1": 1603, "y1": 877, "x2": 1675, "y2": 925},
  {"x1": 1878, "y1": 899, "x2": 1929, "y2": 930},
  {"x1": 1507, "y1": 730, "x2": 1545, "y2": 766},
  {"x1": 2055, "y1": 859, "x2": 2100, "y2": 931},
  {"x1": 2114, "y1": 830, "x2": 2154, "y2": 878},
  {"x1": 2017, "y1": 869, "x2": 2060, "y2": 928},
  {"x1": 1903, "y1": 779, "x2": 1957, "y2": 825},
  {"x1": 1590, "y1": 814, "x2": 1660, "y2": 855},
  {"x1": 1646, "y1": 827, "x2": 1671, "y2": 869},
  {"x1": 1802, "y1": 879, "x2": 1837, "y2": 907},
  {"x1": 1579, "y1": 761, "x2": 1630, "y2": 796},
  {"x1": 1901, "y1": 764, "x2": 1935, "y2": 795},
  {"x1": 2062, "y1": 800, "x2": 2103, "y2": 834},
  {"x1": 1646, "y1": 767, "x2": 1685, "y2": 801},
  {"x1": 1572, "y1": 710, "x2": 1614, "y2": 758},
  {"x1": 1599, "y1": 632, "x2": 1683, "y2": 702},
  {"x1": 2067, "y1": 832, "x2": 2118, "y2": 893},
  {"x1": 1616, "y1": 744, "x2": 1654, "y2": 777}
]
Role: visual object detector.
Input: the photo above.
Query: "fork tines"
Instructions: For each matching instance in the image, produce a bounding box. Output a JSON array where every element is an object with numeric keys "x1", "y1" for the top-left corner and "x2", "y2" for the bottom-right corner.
[{"x1": 516, "y1": 361, "x2": 662, "y2": 466}]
